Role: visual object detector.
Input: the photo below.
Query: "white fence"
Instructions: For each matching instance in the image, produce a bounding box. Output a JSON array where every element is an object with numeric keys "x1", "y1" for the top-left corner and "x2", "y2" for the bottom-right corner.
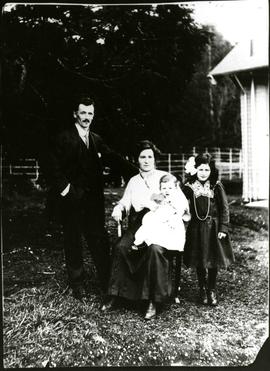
[
  {"x1": 156, "y1": 147, "x2": 243, "y2": 181},
  {"x1": 2, "y1": 158, "x2": 39, "y2": 182},
  {"x1": 2, "y1": 147, "x2": 243, "y2": 183}
]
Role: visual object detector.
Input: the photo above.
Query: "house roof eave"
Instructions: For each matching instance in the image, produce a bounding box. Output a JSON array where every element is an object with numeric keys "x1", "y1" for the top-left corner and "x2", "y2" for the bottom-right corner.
[{"x1": 208, "y1": 65, "x2": 269, "y2": 79}]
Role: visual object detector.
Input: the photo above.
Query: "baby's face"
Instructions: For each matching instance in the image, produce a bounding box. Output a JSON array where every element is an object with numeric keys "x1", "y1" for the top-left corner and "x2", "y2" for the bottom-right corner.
[{"x1": 160, "y1": 180, "x2": 176, "y2": 199}]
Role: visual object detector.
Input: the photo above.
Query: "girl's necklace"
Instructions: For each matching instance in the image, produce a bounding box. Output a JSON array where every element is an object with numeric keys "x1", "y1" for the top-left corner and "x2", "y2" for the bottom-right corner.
[{"x1": 193, "y1": 192, "x2": 210, "y2": 221}]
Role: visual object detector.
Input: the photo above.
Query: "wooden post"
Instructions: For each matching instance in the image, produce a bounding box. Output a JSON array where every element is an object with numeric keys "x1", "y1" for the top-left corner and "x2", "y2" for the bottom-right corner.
[
  {"x1": 239, "y1": 149, "x2": 243, "y2": 179},
  {"x1": 168, "y1": 153, "x2": 171, "y2": 174},
  {"x1": 34, "y1": 160, "x2": 39, "y2": 181},
  {"x1": 219, "y1": 150, "x2": 223, "y2": 180},
  {"x1": 229, "y1": 148, "x2": 233, "y2": 180},
  {"x1": 182, "y1": 153, "x2": 185, "y2": 181},
  {"x1": 217, "y1": 147, "x2": 221, "y2": 164}
]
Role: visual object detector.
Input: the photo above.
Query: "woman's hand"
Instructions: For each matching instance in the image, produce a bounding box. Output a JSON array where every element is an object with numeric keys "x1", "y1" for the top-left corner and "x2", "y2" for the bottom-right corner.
[
  {"x1": 218, "y1": 232, "x2": 226, "y2": 239},
  {"x1": 112, "y1": 204, "x2": 123, "y2": 222},
  {"x1": 145, "y1": 200, "x2": 159, "y2": 212},
  {"x1": 182, "y1": 210, "x2": 191, "y2": 222}
]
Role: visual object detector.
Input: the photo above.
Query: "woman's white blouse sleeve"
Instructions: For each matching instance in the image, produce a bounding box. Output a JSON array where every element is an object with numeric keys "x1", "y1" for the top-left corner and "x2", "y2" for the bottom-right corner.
[
  {"x1": 174, "y1": 187, "x2": 190, "y2": 214},
  {"x1": 118, "y1": 176, "x2": 150, "y2": 212},
  {"x1": 118, "y1": 178, "x2": 133, "y2": 213},
  {"x1": 181, "y1": 189, "x2": 190, "y2": 211}
]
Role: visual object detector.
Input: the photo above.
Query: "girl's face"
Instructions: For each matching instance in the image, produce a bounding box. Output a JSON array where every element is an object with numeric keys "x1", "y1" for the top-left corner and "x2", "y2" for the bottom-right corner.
[
  {"x1": 138, "y1": 149, "x2": 155, "y2": 172},
  {"x1": 160, "y1": 180, "x2": 176, "y2": 199},
  {"x1": 196, "y1": 163, "x2": 211, "y2": 182}
]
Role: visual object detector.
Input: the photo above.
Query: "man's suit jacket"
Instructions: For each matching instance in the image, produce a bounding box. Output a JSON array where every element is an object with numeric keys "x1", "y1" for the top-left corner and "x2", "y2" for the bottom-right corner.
[{"x1": 47, "y1": 125, "x2": 137, "y2": 220}]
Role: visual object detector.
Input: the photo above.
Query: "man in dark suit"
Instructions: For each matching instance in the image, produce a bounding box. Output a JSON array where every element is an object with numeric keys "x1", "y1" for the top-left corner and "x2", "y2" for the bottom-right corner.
[{"x1": 48, "y1": 95, "x2": 137, "y2": 299}]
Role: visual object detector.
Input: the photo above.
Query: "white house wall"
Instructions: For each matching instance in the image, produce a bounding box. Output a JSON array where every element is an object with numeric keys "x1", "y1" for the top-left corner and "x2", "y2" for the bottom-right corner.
[
  {"x1": 254, "y1": 82, "x2": 269, "y2": 199},
  {"x1": 250, "y1": 78, "x2": 258, "y2": 200},
  {"x1": 241, "y1": 77, "x2": 269, "y2": 201},
  {"x1": 240, "y1": 91, "x2": 249, "y2": 201}
]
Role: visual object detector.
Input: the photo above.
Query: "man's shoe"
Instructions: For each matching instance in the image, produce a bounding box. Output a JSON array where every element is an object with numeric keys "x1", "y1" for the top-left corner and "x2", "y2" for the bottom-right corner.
[
  {"x1": 101, "y1": 297, "x2": 116, "y2": 311},
  {"x1": 199, "y1": 286, "x2": 208, "y2": 305},
  {"x1": 144, "y1": 301, "x2": 156, "y2": 320},
  {"x1": 72, "y1": 286, "x2": 87, "y2": 300},
  {"x1": 208, "y1": 289, "x2": 218, "y2": 306}
]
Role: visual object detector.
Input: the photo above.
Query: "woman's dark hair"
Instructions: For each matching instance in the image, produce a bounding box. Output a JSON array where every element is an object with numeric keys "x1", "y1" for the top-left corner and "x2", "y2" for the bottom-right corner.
[
  {"x1": 188, "y1": 153, "x2": 219, "y2": 187},
  {"x1": 134, "y1": 140, "x2": 161, "y2": 160}
]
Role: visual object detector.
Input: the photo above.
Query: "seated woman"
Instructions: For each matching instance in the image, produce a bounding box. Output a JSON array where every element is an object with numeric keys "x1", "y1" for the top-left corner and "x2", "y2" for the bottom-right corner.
[{"x1": 104, "y1": 140, "x2": 189, "y2": 320}]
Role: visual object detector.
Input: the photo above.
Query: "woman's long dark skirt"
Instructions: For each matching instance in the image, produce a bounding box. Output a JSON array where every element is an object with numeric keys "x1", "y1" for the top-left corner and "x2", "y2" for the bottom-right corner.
[{"x1": 108, "y1": 209, "x2": 171, "y2": 303}]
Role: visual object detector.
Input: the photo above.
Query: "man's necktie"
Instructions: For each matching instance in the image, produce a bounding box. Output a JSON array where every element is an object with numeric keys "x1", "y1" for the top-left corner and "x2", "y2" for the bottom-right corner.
[{"x1": 84, "y1": 133, "x2": 89, "y2": 148}]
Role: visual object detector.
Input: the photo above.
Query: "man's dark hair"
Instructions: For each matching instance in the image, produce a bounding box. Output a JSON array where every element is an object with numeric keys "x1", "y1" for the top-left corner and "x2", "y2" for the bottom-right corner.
[
  {"x1": 73, "y1": 95, "x2": 95, "y2": 112},
  {"x1": 134, "y1": 140, "x2": 161, "y2": 160}
]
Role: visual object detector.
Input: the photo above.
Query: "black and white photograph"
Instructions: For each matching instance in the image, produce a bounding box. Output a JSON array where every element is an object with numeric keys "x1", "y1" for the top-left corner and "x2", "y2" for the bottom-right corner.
[{"x1": 1, "y1": 0, "x2": 269, "y2": 367}]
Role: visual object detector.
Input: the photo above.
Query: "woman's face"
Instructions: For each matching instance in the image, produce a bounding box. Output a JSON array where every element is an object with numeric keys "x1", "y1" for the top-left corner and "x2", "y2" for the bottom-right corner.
[
  {"x1": 196, "y1": 163, "x2": 211, "y2": 182},
  {"x1": 138, "y1": 149, "x2": 155, "y2": 172}
]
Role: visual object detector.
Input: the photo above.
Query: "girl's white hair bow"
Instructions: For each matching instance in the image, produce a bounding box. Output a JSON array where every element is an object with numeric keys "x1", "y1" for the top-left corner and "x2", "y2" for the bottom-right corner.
[{"x1": 185, "y1": 156, "x2": 197, "y2": 175}]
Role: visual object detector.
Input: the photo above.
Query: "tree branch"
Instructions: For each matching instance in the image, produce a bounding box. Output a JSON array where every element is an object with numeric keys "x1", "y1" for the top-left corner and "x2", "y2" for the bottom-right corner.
[
  {"x1": 55, "y1": 57, "x2": 132, "y2": 86},
  {"x1": 29, "y1": 83, "x2": 48, "y2": 107}
]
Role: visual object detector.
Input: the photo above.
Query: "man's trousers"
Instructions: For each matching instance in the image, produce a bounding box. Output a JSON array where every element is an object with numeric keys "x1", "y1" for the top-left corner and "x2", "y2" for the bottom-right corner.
[{"x1": 59, "y1": 188, "x2": 111, "y2": 292}]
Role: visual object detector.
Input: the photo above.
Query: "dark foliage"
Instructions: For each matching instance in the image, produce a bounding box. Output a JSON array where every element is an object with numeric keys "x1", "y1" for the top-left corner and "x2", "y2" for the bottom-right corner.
[
  {"x1": 179, "y1": 28, "x2": 241, "y2": 147},
  {"x1": 2, "y1": 3, "x2": 239, "y2": 162}
]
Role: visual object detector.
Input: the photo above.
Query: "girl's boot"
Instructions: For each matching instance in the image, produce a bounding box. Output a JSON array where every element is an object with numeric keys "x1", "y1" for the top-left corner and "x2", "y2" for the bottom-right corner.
[
  {"x1": 208, "y1": 268, "x2": 218, "y2": 306},
  {"x1": 197, "y1": 267, "x2": 208, "y2": 305}
]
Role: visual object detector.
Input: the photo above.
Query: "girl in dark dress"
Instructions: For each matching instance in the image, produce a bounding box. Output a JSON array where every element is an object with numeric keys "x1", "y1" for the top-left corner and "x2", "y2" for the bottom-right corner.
[{"x1": 183, "y1": 153, "x2": 234, "y2": 306}]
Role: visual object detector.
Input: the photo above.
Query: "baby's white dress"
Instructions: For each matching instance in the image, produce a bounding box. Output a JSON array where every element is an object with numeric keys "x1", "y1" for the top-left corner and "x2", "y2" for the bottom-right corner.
[{"x1": 134, "y1": 193, "x2": 189, "y2": 252}]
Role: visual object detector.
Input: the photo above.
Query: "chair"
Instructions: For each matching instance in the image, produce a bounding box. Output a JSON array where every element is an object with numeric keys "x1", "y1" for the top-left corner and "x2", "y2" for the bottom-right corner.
[
  {"x1": 166, "y1": 250, "x2": 182, "y2": 303},
  {"x1": 116, "y1": 220, "x2": 182, "y2": 304}
]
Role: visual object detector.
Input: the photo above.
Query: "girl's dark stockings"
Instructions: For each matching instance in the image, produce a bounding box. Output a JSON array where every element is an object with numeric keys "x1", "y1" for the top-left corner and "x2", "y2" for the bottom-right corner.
[{"x1": 196, "y1": 267, "x2": 218, "y2": 289}]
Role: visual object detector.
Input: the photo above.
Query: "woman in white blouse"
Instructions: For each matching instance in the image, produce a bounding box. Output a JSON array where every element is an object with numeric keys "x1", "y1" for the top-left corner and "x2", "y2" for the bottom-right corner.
[{"x1": 104, "y1": 140, "x2": 185, "y2": 320}]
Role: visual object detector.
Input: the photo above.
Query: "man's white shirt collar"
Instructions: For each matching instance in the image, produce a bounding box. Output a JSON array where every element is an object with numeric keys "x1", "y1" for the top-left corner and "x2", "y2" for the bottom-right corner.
[{"x1": 75, "y1": 123, "x2": 89, "y2": 139}]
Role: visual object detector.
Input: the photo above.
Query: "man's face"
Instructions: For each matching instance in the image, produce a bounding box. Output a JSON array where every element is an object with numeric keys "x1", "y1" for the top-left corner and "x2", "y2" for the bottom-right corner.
[{"x1": 73, "y1": 104, "x2": 94, "y2": 130}]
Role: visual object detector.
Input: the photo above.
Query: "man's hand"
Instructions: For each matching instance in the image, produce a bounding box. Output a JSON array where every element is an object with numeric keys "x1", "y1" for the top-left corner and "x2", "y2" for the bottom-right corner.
[
  {"x1": 218, "y1": 232, "x2": 226, "y2": 239},
  {"x1": 112, "y1": 204, "x2": 123, "y2": 222},
  {"x1": 61, "y1": 183, "x2": 70, "y2": 196}
]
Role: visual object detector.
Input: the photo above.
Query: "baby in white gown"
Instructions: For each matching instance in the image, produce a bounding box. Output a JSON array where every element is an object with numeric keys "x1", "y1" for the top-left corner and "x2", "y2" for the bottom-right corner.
[{"x1": 132, "y1": 174, "x2": 190, "y2": 252}]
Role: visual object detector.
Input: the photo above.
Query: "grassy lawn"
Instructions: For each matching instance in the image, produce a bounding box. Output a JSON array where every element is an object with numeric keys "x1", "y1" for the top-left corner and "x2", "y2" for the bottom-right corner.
[{"x1": 2, "y1": 186, "x2": 269, "y2": 367}]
